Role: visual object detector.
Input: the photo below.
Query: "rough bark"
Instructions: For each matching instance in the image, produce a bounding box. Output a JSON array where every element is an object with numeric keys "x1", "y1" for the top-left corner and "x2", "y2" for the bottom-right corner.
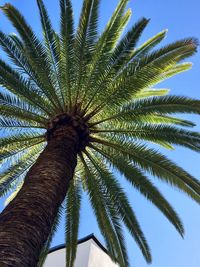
[{"x1": 0, "y1": 127, "x2": 79, "y2": 267}]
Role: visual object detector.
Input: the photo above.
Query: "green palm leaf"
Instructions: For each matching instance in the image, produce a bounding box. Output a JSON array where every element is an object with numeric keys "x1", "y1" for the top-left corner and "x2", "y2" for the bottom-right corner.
[
  {"x1": 0, "y1": 144, "x2": 43, "y2": 196},
  {"x1": 112, "y1": 17, "x2": 150, "y2": 70},
  {"x1": 92, "y1": 124, "x2": 200, "y2": 151},
  {"x1": 85, "y1": 150, "x2": 152, "y2": 263},
  {"x1": 36, "y1": 0, "x2": 63, "y2": 106},
  {"x1": 0, "y1": 3, "x2": 62, "y2": 110},
  {"x1": 59, "y1": 0, "x2": 74, "y2": 108},
  {"x1": 89, "y1": 146, "x2": 184, "y2": 235},
  {"x1": 65, "y1": 181, "x2": 82, "y2": 267},
  {"x1": 90, "y1": 138, "x2": 200, "y2": 202},
  {"x1": 80, "y1": 154, "x2": 128, "y2": 266}
]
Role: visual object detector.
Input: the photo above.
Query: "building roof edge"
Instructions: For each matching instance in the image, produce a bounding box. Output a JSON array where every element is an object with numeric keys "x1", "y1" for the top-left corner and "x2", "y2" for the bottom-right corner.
[{"x1": 48, "y1": 234, "x2": 108, "y2": 255}]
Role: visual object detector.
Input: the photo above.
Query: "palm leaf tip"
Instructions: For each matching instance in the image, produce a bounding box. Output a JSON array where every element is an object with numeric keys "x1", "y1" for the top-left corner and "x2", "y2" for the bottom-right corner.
[
  {"x1": 0, "y1": 3, "x2": 10, "y2": 10},
  {"x1": 187, "y1": 37, "x2": 199, "y2": 48}
]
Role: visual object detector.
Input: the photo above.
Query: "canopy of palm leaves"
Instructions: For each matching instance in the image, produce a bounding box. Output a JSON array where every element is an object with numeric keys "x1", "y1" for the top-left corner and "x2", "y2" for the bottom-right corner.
[{"x1": 0, "y1": 0, "x2": 200, "y2": 266}]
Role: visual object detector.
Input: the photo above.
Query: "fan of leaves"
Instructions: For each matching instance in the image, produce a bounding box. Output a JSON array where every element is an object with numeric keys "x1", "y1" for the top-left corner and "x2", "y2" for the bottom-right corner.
[{"x1": 0, "y1": 0, "x2": 200, "y2": 266}]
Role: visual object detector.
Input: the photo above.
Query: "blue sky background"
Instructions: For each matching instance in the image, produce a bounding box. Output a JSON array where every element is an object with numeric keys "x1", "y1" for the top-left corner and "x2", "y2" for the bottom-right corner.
[{"x1": 0, "y1": 0, "x2": 200, "y2": 266}]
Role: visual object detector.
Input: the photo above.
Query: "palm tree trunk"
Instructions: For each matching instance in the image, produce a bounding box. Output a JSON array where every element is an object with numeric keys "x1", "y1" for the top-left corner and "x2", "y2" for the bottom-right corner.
[{"x1": 0, "y1": 128, "x2": 79, "y2": 267}]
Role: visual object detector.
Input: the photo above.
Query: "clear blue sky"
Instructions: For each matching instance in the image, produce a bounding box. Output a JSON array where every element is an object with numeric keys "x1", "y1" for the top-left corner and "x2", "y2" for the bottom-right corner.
[{"x1": 0, "y1": 1, "x2": 200, "y2": 267}]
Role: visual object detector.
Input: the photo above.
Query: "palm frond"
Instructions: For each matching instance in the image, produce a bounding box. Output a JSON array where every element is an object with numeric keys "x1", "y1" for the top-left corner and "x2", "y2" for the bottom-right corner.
[
  {"x1": 37, "y1": 0, "x2": 63, "y2": 106},
  {"x1": 91, "y1": 95, "x2": 200, "y2": 127},
  {"x1": 134, "y1": 88, "x2": 169, "y2": 99},
  {"x1": 65, "y1": 180, "x2": 82, "y2": 267},
  {"x1": 73, "y1": 0, "x2": 96, "y2": 103},
  {"x1": 0, "y1": 144, "x2": 43, "y2": 196},
  {"x1": 0, "y1": 3, "x2": 63, "y2": 111},
  {"x1": 95, "y1": 0, "x2": 129, "y2": 53},
  {"x1": 1, "y1": 104, "x2": 47, "y2": 126},
  {"x1": 85, "y1": 150, "x2": 152, "y2": 263},
  {"x1": 133, "y1": 29, "x2": 168, "y2": 56},
  {"x1": 4, "y1": 180, "x2": 24, "y2": 206},
  {"x1": 86, "y1": 0, "x2": 100, "y2": 51},
  {"x1": 0, "y1": 58, "x2": 53, "y2": 114},
  {"x1": 82, "y1": 0, "x2": 130, "y2": 109},
  {"x1": 37, "y1": 0, "x2": 59, "y2": 65},
  {"x1": 122, "y1": 96, "x2": 200, "y2": 116},
  {"x1": 101, "y1": 40, "x2": 197, "y2": 109},
  {"x1": 92, "y1": 124, "x2": 200, "y2": 151},
  {"x1": 59, "y1": 0, "x2": 74, "y2": 108},
  {"x1": 83, "y1": 17, "x2": 149, "y2": 109},
  {"x1": 90, "y1": 146, "x2": 184, "y2": 236},
  {"x1": 8, "y1": 33, "x2": 24, "y2": 48},
  {"x1": 80, "y1": 154, "x2": 128, "y2": 267},
  {"x1": 0, "y1": 31, "x2": 33, "y2": 76},
  {"x1": 85, "y1": 40, "x2": 197, "y2": 117},
  {"x1": 112, "y1": 17, "x2": 150, "y2": 70},
  {"x1": 130, "y1": 114, "x2": 195, "y2": 128},
  {"x1": 90, "y1": 137, "x2": 200, "y2": 203},
  {"x1": 0, "y1": 136, "x2": 45, "y2": 163},
  {"x1": 0, "y1": 117, "x2": 44, "y2": 134}
]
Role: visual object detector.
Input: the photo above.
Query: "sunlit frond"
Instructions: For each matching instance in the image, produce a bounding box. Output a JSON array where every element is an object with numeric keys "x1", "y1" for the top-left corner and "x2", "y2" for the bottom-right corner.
[
  {"x1": 0, "y1": 143, "x2": 44, "y2": 196},
  {"x1": 90, "y1": 138, "x2": 200, "y2": 203}
]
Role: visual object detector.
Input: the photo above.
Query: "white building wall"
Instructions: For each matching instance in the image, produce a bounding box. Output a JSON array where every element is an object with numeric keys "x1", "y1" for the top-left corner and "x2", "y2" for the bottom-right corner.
[
  {"x1": 44, "y1": 240, "x2": 91, "y2": 267},
  {"x1": 88, "y1": 240, "x2": 118, "y2": 267},
  {"x1": 73, "y1": 240, "x2": 91, "y2": 267},
  {"x1": 44, "y1": 238, "x2": 119, "y2": 267},
  {"x1": 44, "y1": 248, "x2": 66, "y2": 267}
]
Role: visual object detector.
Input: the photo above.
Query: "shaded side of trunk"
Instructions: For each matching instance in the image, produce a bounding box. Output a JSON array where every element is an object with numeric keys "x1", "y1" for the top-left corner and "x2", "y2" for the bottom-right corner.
[{"x1": 0, "y1": 129, "x2": 78, "y2": 267}]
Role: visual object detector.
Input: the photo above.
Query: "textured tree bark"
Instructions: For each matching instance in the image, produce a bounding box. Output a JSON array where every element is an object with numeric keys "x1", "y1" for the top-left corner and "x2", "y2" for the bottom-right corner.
[{"x1": 0, "y1": 128, "x2": 78, "y2": 267}]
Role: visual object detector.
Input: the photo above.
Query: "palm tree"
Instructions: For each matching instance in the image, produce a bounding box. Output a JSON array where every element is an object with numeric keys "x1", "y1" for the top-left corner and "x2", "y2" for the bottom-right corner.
[{"x1": 0, "y1": 0, "x2": 199, "y2": 266}]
